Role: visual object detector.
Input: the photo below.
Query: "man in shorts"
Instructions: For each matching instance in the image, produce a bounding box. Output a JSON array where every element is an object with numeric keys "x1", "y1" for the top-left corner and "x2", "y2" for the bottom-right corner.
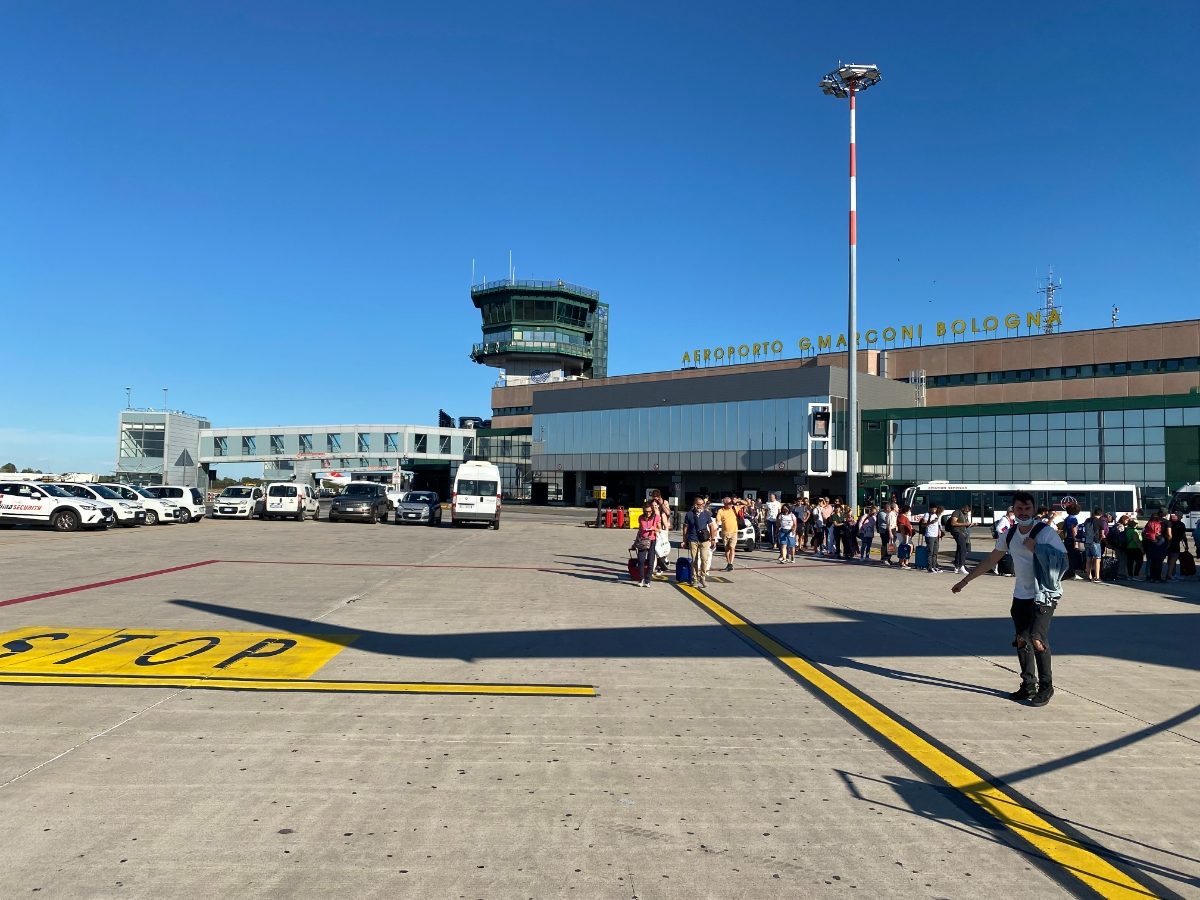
[
  {"x1": 716, "y1": 497, "x2": 742, "y2": 572},
  {"x1": 951, "y1": 491, "x2": 1066, "y2": 707}
]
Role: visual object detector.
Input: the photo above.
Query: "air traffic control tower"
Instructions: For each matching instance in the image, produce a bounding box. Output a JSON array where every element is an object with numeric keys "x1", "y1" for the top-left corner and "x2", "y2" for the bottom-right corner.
[{"x1": 470, "y1": 279, "x2": 608, "y2": 386}]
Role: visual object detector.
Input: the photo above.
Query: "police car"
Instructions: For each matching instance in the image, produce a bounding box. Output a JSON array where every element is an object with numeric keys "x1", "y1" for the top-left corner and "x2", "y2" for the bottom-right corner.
[{"x1": 0, "y1": 481, "x2": 116, "y2": 531}]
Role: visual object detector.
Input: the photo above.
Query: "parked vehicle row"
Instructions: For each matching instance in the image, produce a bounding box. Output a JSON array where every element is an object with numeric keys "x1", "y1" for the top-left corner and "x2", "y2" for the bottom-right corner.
[{"x1": 0, "y1": 468, "x2": 506, "y2": 533}]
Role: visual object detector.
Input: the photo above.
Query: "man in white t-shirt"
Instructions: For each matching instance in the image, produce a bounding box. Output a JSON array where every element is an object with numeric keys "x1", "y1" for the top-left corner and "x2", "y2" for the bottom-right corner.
[
  {"x1": 952, "y1": 491, "x2": 1066, "y2": 707},
  {"x1": 764, "y1": 493, "x2": 782, "y2": 550}
]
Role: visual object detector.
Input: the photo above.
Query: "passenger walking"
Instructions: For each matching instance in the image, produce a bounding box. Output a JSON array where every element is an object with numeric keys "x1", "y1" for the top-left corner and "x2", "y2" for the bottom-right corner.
[
  {"x1": 1124, "y1": 518, "x2": 1144, "y2": 578},
  {"x1": 1084, "y1": 508, "x2": 1106, "y2": 582},
  {"x1": 875, "y1": 504, "x2": 891, "y2": 564},
  {"x1": 829, "y1": 504, "x2": 847, "y2": 558},
  {"x1": 1062, "y1": 501, "x2": 1084, "y2": 581},
  {"x1": 776, "y1": 504, "x2": 797, "y2": 563},
  {"x1": 1166, "y1": 512, "x2": 1190, "y2": 581},
  {"x1": 949, "y1": 502, "x2": 972, "y2": 574},
  {"x1": 923, "y1": 505, "x2": 944, "y2": 573},
  {"x1": 1142, "y1": 510, "x2": 1168, "y2": 583},
  {"x1": 683, "y1": 496, "x2": 716, "y2": 589},
  {"x1": 882, "y1": 503, "x2": 898, "y2": 566},
  {"x1": 856, "y1": 506, "x2": 876, "y2": 561},
  {"x1": 631, "y1": 501, "x2": 661, "y2": 587},
  {"x1": 764, "y1": 493, "x2": 781, "y2": 550},
  {"x1": 716, "y1": 497, "x2": 742, "y2": 572},
  {"x1": 896, "y1": 505, "x2": 915, "y2": 568},
  {"x1": 811, "y1": 499, "x2": 828, "y2": 554},
  {"x1": 649, "y1": 489, "x2": 673, "y2": 574},
  {"x1": 952, "y1": 490, "x2": 1067, "y2": 707},
  {"x1": 795, "y1": 498, "x2": 812, "y2": 553},
  {"x1": 991, "y1": 508, "x2": 1016, "y2": 576},
  {"x1": 1107, "y1": 515, "x2": 1129, "y2": 578}
]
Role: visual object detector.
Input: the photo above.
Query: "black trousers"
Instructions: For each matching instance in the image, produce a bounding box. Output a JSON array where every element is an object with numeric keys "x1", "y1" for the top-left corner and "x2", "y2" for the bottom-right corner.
[
  {"x1": 1011, "y1": 598, "x2": 1054, "y2": 689},
  {"x1": 953, "y1": 532, "x2": 969, "y2": 569}
]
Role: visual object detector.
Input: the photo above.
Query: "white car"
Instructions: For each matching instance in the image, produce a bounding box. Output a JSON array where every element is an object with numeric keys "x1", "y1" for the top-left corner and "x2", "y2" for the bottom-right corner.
[
  {"x1": 263, "y1": 483, "x2": 320, "y2": 521},
  {"x1": 55, "y1": 483, "x2": 146, "y2": 527},
  {"x1": 212, "y1": 485, "x2": 266, "y2": 519},
  {"x1": 0, "y1": 481, "x2": 116, "y2": 532},
  {"x1": 98, "y1": 483, "x2": 183, "y2": 526},
  {"x1": 145, "y1": 485, "x2": 207, "y2": 523}
]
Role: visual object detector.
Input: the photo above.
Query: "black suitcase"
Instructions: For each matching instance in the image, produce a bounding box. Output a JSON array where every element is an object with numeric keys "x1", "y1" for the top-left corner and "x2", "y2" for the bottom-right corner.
[
  {"x1": 1100, "y1": 555, "x2": 1120, "y2": 582},
  {"x1": 997, "y1": 553, "x2": 1015, "y2": 576}
]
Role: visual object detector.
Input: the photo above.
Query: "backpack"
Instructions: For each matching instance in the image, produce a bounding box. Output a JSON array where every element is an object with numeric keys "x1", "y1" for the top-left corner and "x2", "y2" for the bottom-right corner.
[
  {"x1": 1006, "y1": 520, "x2": 1049, "y2": 548},
  {"x1": 875, "y1": 510, "x2": 887, "y2": 531}
]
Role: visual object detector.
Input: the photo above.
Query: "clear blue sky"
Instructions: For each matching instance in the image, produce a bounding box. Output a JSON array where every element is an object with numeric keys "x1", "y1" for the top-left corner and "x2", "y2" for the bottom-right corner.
[{"x1": 2, "y1": 1, "x2": 1196, "y2": 473}]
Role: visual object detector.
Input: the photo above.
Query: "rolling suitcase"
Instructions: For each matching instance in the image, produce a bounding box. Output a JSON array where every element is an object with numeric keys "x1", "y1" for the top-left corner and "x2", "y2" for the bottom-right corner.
[
  {"x1": 675, "y1": 556, "x2": 693, "y2": 584},
  {"x1": 627, "y1": 549, "x2": 641, "y2": 581},
  {"x1": 915, "y1": 544, "x2": 929, "y2": 569},
  {"x1": 997, "y1": 553, "x2": 1015, "y2": 576}
]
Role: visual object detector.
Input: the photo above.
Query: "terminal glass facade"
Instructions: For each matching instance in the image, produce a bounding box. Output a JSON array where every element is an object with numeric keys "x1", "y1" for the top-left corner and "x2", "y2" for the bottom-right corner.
[
  {"x1": 534, "y1": 396, "x2": 842, "y2": 472},
  {"x1": 868, "y1": 396, "x2": 1200, "y2": 505}
]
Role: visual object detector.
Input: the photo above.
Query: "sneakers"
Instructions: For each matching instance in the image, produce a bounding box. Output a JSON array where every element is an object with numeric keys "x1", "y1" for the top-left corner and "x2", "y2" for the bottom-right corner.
[
  {"x1": 1008, "y1": 685, "x2": 1037, "y2": 703},
  {"x1": 1029, "y1": 685, "x2": 1055, "y2": 707},
  {"x1": 641, "y1": 581, "x2": 649, "y2": 588},
  {"x1": 725, "y1": 564, "x2": 734, "y2": 572}
]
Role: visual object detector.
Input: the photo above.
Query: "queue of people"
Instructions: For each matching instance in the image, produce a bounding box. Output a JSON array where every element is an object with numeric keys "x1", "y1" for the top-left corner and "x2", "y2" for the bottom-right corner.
[{"x1": 631, "y1": 490, "x2": 1197, "y2": 586}]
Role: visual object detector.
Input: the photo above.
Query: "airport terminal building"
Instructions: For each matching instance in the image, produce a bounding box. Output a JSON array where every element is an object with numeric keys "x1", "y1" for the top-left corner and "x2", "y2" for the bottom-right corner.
[
  {"x1": 114, "y1": 282, "x2": 1200, "y2": 510},
  {"x1": 489, "y1": 313, "x2": 1200, "y2": 508}
]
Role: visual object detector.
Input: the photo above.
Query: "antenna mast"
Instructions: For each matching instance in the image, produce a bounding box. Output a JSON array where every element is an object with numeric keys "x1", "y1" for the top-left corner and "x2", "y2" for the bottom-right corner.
[{"x1": 1036, "y1": 265, "x2": 1063, "y2": 334}]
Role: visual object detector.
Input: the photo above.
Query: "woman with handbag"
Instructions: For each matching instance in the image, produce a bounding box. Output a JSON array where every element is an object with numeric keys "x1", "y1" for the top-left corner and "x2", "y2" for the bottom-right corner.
[
  {"x1": 631, "y1": 501, "x2": 662, "y2": 587},
  {"x1": 649, "y1": 489, "x2": 673, "y2": 574}
]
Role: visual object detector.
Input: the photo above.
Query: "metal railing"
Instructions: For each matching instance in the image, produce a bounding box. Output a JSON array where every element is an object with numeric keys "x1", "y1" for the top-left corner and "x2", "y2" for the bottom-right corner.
[
  {"x1": 471, "y1": 279, "x2": 600, "y2": 301},
  {"x1": 471, "y1": 339, "x2": 594, "y2": 361}
]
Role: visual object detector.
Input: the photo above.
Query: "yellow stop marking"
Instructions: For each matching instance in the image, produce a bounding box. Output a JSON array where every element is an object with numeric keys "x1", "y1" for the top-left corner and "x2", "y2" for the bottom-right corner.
[{"x1": 0, "y1": 627, "x2": 354, "y2": 678}]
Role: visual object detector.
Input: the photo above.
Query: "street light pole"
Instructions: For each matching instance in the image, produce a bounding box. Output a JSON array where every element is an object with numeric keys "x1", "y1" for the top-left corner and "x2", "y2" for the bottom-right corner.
[{"x1": 821, "y1": 63, "x2": 881, "y2": 512}]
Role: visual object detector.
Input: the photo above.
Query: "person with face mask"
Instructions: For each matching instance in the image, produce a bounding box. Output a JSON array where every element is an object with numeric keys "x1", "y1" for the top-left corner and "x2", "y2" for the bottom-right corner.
[{"x1": 951, "y1": 490, "x2": 1067, "y2": 708}]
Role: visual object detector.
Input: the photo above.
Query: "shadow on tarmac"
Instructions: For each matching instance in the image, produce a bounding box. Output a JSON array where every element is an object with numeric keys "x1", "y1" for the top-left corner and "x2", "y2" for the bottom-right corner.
[
  {"x1": 165, "y1": 596, "x2": 1200, "y2": 891},
  {"x1": 168, "y1": 599, "x2": 1200, "y2": 674}
]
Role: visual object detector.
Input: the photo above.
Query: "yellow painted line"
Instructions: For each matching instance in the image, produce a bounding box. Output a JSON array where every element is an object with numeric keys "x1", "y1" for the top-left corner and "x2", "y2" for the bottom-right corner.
[
  {"x1": 0, "y1": 672, "x2": 597, "y2": 697},
  {"x1": 674, "y1": 583, "x2": 1159, "y2": 900}
]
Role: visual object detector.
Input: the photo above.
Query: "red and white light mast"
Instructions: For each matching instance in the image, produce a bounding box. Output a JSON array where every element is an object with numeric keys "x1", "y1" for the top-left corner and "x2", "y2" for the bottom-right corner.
[{"x1": 821, "y1": 62, "x2": 882, "y2": 510}]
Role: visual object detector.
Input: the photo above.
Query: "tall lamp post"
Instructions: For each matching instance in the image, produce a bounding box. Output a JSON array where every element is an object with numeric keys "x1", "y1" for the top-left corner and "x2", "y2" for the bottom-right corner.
[{"x1": 821, "y1": 62, "x2": 881, "y2": 511}]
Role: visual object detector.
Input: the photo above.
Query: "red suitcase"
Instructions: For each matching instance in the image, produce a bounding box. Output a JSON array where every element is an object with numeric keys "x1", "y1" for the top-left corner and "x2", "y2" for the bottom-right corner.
[{"x1": 627, "y1": 549, "x2": 641, "y2": 581}]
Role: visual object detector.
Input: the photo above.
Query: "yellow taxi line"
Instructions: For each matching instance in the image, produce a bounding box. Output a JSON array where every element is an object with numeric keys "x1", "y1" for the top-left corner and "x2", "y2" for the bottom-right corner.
[
  {"x1": 674, "y1": 582, "x2": 1160, "y2": 900},
  {"x1": 0, "y1": 672, "x2": 597, "y2": 697}
]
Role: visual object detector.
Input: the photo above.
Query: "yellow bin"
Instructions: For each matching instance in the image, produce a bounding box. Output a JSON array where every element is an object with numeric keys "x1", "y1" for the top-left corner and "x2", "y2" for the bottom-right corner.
[{"x1": 627, "y1": 509, "x2": 642, "y2": 529}]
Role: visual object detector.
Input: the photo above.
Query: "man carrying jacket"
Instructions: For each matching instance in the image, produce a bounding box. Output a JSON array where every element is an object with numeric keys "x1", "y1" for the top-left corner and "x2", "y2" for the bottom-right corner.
[{"x1": 952, "y1": 491, "x2": 1067, "y2": 707}]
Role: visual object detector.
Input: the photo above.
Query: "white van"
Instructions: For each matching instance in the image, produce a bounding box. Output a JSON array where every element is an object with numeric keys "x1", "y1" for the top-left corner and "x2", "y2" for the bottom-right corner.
[
  {"x1": 264, "y1": 482, "x2": 320, "y2": 521},
  {"x1": 451, "y1": 461, "x2": 502, "y2": 529}
]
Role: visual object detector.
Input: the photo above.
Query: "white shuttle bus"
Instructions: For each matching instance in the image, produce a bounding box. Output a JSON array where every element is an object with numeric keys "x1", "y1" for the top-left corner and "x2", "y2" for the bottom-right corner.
[{"x1": 903, "y1": 482, "x2": 1141, "y2": 529}]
